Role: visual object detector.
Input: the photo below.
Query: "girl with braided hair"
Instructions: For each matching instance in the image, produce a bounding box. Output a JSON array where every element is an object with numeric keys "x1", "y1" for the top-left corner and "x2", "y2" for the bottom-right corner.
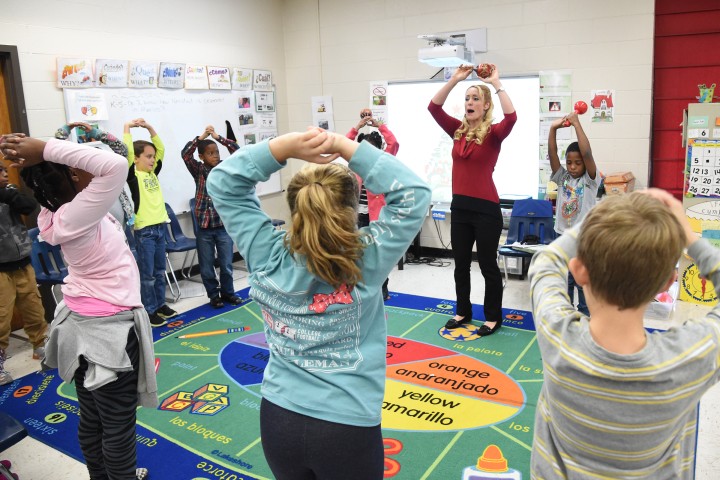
[
  {"x1": 207, "y1": 128, "x2": 430, "y2": 480},
  {"x1": 2, "y1": 133, "x2": 156, "y2": 480}
]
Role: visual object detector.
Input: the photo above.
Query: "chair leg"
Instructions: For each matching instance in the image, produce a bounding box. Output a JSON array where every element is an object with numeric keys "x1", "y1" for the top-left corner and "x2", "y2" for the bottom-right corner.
[
  {"x1": 498, "y1": 253, "x2": 508, "y2": 288},
  {"x1": 165, "y1": 254, "x2": 181, "y2": 303}
]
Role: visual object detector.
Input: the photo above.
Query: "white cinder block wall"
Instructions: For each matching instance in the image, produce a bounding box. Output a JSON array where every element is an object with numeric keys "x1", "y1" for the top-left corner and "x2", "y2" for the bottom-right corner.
[
  {"x1": 281, "y1": 0, "x2": 656, "y2": 251},
  {"x1": 1, "y1": 0, "x2": 291, "y2": 268},
  {"x1": 3, "y1": 0, "x2": 656, "y2": 256}
]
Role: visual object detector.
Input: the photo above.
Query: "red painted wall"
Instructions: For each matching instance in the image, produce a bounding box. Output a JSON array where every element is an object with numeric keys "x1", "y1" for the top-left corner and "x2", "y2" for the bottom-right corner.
[{"x1": 652, "y1": 0, "x2": 720, "y2": 196}]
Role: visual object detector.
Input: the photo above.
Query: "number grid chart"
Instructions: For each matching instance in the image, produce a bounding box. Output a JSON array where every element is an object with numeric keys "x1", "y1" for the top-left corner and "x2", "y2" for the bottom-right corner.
[{"x1": 686, "y1": 139, "x2": 720, "y2": 197}]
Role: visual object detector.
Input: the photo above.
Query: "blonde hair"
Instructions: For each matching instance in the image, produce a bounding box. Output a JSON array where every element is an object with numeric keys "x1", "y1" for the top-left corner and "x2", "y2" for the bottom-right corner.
[
  {"x1": 577, "y1": 192, "x2": 685, "y2": 310},
  {"x1": 454, "y1": 84, "x2": 494, "y2": 145},
  {"x1": 285, "y1": 163, "x2": 365, "y2": 288}
]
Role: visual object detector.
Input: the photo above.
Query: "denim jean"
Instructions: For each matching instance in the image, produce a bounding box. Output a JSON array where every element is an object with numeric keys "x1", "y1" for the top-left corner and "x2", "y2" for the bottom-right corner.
[
  {"x1": 568, "y1": 271, "x2": 589, "y2": 316},
  {"x1": 196, "y1": 227, "x2": 235, "y2": 299},
  {"x1": 134, "y1": 224, "x2": 167, "y2": 314}
]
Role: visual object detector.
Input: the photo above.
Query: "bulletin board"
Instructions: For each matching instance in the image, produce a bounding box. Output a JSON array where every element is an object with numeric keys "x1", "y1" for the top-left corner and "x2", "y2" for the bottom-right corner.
[{"x1": 62, "y1": 88, "x2": 282, "y2": 213}]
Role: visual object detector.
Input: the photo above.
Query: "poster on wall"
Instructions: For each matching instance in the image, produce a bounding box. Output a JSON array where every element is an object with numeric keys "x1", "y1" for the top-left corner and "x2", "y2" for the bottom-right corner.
[
  {"x1": 64, "y1": 90, "x2": 109, "y2": 122},
  {"x1": 311, "y1": 96, "x2": 334, "y2": 131},
  {"x1": 57, "y1": 58, "x2": 94, "y2": 88},
  {"x1": 237, "y1": 91, "x2": 253, "y2": 111},
  {"x1": 590, "y1": 89, "x2": 615, "y2": 122},
  {"x1": 539, "y1": 70, "x2": 572, "y2": 95},
  {"x1": 255, "y1": 91, "x2": 275, "y2": 112},
  {"x1": 369, "y1": 80, "x2": 388, "y2": 123},
  {"x1": 185, "y1": 64, "x2": 209, "y2": 89},
  {"x1": 685, "y1": 139, "x2": 720, "y2": 198},
  {"x1": 256, "y1": 113, "x2": 277, "y2": 130},
  {"x1": 253, "y1": 69, "x2": 273, "y2": 91},
  {"x1": 158, "y1": 62, "x2": 185, "y2": 89},
  {"x1": 95, "y1": 59, "x2": 128, "y2": 87},
  {"x1": 232, "y1": 68, "x2": 253, "y2": 90},
  {"x1": 128, "y1": 61, "x2": 158, "y2": 88},
  {"x1": 539, "y1": 95, "x2": 571, "y2": 116},
  {"x1": 208, "y1": 66, "x2": 231, "y2": 90}
]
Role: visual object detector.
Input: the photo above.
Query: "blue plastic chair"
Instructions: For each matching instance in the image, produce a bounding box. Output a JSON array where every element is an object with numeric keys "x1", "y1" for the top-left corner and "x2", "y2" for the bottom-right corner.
[
  {"x1": 498, "y1": 199, "x2": 556, "y2": 285},
  {"x1": 164, "y1": 203, "x2": 198, "y2": 302},
  {"x1": 0, "y1": 412, "x2": 27, "y2": 479},
  {"x1": 28, "y1": 227, "x2": 68, "y2": 304}
]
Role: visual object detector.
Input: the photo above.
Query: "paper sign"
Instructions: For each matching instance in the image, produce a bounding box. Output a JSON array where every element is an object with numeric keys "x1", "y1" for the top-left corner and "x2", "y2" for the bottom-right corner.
[
  {"x1": 128, "y1": 61, "x2": 158, "y2": 88},
  {"x1": 208, "y1": 66, "x2": 231, "y2": 90},
  {"x1": 255, "y1": 91, "x2": 275, "y2": 112},
  {"x1": 158, "y1": 62, "x2": 185, "y2": 89},
  {"x1": 232, "y1": 68, "x2": 253, "y2": 90},
  {"x1": 64, "y1": 90, "x2": 108, "y2": 122},
  {"x1": 253, "y1": 69, "x2": 272, "y2": 91},
  {"x1": 57, "y1": 58, "x2": 94, "y2": 88},
  {"x1": 95, "y1": 59, "x2": 128, "y2": 87},
  {"x1": 185, "y1": 64, "x2": 209, "y2": 89}
]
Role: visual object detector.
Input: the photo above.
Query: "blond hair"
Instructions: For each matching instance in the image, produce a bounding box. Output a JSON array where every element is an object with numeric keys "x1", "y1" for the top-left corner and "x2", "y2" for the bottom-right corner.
[
  {"x1": 454, "y1": 84, "x2": 494, "y2": 145},
  {"x1": 285, "y1": 163, "x2": 365, "y2": 288},
  {"x1": 577, "y1": 192, "x2": 685, "y2": 310}
]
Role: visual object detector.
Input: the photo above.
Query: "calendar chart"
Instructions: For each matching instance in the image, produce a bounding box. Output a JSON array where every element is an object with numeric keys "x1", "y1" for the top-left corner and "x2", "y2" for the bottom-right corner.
[{"x1": 686, "y1": 140, "x2": 720, "y2": 197}]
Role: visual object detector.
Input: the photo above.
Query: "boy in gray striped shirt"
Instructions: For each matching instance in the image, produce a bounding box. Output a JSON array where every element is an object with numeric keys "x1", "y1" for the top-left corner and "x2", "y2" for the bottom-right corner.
[{"x1": 529, "y1": 189, "x2": 720, "y2": 479}]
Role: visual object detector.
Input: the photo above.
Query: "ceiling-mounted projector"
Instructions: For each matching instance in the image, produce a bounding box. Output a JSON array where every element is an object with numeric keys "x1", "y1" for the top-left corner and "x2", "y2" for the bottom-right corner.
[
  {"x1": 418, "y1": 44, "x2": 468, "y2": 67},
  {"x1": 417, "y1": 29, "x2": 487, "y2": 67}
]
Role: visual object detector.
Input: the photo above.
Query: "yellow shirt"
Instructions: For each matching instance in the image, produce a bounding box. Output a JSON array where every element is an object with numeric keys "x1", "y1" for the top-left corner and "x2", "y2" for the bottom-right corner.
[{"x1": 124, "y1": 133, "x2": 169, "y2": 230}]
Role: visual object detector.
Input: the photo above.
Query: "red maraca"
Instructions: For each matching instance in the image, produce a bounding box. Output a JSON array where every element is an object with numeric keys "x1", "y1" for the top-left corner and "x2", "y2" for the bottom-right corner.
[
  {"x1": 562, "y1": 101, "x2": 588, "y2": 127},
  {"x1": 475, "y1": 63, "x2": 494, "y2": 79}
]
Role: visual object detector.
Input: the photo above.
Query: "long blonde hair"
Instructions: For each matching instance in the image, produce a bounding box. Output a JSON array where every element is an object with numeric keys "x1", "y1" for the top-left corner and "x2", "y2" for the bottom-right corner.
[
  {"x1": 285, "y1": 163, "x2": 365, "y2": 288},
  {"x1": 454, "y1": 84, "x2": 494, "y2": 145}
]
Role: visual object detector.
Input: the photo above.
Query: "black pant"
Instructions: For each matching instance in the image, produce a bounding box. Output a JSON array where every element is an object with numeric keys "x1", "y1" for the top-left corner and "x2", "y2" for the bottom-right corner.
[
  {"x1": 450, "y1": 207, "x2": 503, "y2": 322},
  {"x1": 260, "y1": 398, "x2": 384, "y2": 480},
  {"x1": 74, "y1": 329, "x2": 139, "y2": 480}
]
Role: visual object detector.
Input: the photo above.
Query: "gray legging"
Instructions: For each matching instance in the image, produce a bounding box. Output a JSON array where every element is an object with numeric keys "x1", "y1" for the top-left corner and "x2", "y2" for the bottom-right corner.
[{"x1": 260, "y1": 398, "x2": 384, "y2": 480}]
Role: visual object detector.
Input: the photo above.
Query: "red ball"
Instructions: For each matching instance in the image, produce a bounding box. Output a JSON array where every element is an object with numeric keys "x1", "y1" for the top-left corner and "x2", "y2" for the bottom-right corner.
[
  {"x1": 574, "y1": 100, "x2": 588, "y2": 114},
  {"x1": 475, "y1": 63, "x2": 493, "y2": 79}
]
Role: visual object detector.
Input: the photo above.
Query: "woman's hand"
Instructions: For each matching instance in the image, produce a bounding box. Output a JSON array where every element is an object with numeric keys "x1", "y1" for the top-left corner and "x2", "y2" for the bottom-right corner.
[
  {"x1": 451, "y1": 65, "x2": 474, "y2": 83},
  {"x1": 480, "y1": 64, "x2": 500, "y2": 86},
  {"x1": 0, "y1": 135, "x2": 46, "y2": 168}
]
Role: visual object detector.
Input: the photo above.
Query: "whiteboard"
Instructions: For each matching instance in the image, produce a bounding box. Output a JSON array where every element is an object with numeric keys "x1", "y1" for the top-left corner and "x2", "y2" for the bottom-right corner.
[
  {"x1": 63, "y1": 88, "x2": 282, "y2": 213},
  {"x1": 387, "y1": 77, "x2": 540, "y2": 204}
]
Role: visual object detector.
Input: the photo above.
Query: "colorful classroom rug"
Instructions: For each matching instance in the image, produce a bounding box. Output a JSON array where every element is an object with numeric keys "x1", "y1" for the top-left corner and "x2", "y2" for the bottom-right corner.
[{"x1": 0, "y1": 288, "x2": 541, "y2": 480}]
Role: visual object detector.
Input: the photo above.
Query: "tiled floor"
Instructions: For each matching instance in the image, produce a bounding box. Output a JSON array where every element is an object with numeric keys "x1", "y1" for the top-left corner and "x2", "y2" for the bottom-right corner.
[{"x1": 3, "y1": 259, "x2": 719, "y2": 479}]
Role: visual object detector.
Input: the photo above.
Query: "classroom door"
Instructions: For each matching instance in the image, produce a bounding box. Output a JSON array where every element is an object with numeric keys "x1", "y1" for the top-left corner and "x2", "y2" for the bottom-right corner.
[{"x1": 0, "y1": 59, "x2": 20, "y2": 186}]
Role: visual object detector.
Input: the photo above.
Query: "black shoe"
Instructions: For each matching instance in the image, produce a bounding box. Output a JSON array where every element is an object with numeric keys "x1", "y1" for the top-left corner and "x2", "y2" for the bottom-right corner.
[
  {"x1": 149, "y1": 312, "x2": 167, "y2": 328},
  {"x1": 444, "y1": 316, "x2": 471, "y2": 329},
  {"x1": 221, "y1": 294, "x2": 242, "y2": 305},
  {"x1": 477, "y1": 320, "x2": 502, "y2": 336},
  {"x1": 210, "y1": 296, "x2": 224, "y2": 308},
  {"x1": 156, "y1": 304, "x2": 178, "y2": 319}
]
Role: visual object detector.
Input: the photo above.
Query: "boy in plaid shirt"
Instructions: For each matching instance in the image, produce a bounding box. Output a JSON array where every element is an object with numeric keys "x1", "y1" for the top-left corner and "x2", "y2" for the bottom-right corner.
[{"x1": 181, "y1": 125, "x2": 242, "y2": 308}]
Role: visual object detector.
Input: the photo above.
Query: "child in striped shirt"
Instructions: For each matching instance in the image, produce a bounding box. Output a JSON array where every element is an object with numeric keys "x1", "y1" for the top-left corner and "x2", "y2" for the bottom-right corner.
[{"x1": 529, "y1": 189, "x2": 720, "y2": 479}]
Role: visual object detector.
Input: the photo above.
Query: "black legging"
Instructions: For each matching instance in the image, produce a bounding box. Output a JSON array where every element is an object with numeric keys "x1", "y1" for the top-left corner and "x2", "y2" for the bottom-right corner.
[
  {"x1": 74, "y1": 329, "x2": 139, "y2": 480},
  {"x1": 260, "y1": 398, "x2": 384, "y2": 480},
  {"x1": 450, "y1": 207, "x2": 503, "y2": 322}
]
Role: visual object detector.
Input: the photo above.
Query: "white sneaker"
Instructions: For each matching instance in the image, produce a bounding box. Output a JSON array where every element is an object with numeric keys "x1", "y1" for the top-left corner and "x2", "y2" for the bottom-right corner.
[
  {"x1": 33, "y1": 346, "x2": 45, "y2": 360},
  {"x1": 0, "y1": 370, "x2": 13, "y2": 385}
]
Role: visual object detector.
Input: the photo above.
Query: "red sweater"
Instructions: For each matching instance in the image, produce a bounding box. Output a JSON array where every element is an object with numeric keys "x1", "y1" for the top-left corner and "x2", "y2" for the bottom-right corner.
[
  {"x1": 428, "y1": 101, "x2": 516, "y2": 205},
  {"x1": 346, "y1": 124, "x2": 399, "y2": 220}
]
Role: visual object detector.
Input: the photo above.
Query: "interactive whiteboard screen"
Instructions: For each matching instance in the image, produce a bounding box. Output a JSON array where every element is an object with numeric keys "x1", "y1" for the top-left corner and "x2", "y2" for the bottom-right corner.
[{"x1": 387, "y1": 77, "x2": 540, "y2": 204}]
